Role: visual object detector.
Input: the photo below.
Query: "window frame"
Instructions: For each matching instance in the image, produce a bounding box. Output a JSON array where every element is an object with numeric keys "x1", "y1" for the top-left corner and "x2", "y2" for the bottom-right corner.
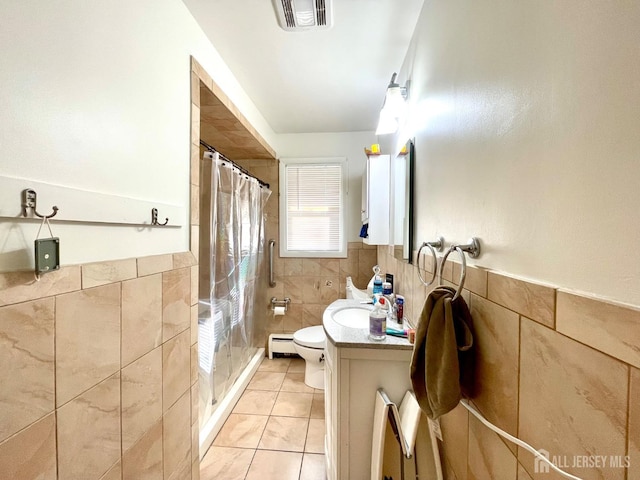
[{"x1": 278, "y1": 156, "x2": 348, "y2": 258}]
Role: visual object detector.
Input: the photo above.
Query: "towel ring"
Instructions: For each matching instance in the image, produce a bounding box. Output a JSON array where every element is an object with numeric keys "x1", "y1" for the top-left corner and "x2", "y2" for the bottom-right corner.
[
  {"x1": 416, "y1": 237, "x2": 444, "y2": 287},
  {"x1": 438, "y1": 238, "x2": 481, "y2": 301}
]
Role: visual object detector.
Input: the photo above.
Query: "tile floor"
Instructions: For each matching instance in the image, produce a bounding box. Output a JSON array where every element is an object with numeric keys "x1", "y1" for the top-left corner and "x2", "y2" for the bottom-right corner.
[{"x1": 200, "y1": 356, "x2": 326, "y2": 480}]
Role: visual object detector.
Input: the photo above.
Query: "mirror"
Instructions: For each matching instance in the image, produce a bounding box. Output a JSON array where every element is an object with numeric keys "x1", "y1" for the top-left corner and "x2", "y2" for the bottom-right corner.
[{"x1": 391, "y1": 139, "x2": 414, "y2": 263}]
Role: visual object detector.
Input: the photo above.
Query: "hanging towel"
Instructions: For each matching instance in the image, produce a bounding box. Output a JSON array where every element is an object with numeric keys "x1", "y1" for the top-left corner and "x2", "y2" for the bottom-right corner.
[{"x1": 410, "y1": 286, "x2": 474, "y2": 419}]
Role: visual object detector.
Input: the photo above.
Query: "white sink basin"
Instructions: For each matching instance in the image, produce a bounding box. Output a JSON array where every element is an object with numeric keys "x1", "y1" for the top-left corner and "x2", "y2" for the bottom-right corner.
[{"x1": 331, "y1": 306, "x2": 372, "y2": 328}]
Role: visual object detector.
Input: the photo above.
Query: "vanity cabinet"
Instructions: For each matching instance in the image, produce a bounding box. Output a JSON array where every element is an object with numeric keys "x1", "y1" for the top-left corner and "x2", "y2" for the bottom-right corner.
[
  {"x1": 324, "y1": 339, "x2": 413, "y2": 480},
  {"x1": 361, "y1": 154, "x2": 391, "y2": 245}
]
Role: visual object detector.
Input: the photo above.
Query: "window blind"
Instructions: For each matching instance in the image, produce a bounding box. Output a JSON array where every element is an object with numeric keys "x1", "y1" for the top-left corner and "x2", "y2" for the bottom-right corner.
[{"x1": 285, "y1": 163, "x2": 342, "y2": 252}]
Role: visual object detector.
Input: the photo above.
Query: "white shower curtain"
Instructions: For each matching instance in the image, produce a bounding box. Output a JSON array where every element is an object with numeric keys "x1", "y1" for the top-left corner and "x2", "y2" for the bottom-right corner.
[{"x1": 198, "y1": 152, "x2": 271, "y2": 427}]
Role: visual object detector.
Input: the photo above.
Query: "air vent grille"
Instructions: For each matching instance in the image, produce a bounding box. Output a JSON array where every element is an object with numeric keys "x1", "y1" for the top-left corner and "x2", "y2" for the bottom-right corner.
[
  {"x1": 280, "y1": 0, "x2": 296, "y2": 28},
  {"x1": 273, "y1": 0, "x2": 333, "y2": 31},
  {"x1": 316, "y1": 0, "x2": 326, "y2": 26}
]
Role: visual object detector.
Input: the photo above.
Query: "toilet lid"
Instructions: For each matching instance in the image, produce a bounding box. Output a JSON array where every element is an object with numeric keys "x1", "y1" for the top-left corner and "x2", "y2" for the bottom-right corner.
[{"x1": 293, "y1": 325, "x2": 326, "y2": 349}]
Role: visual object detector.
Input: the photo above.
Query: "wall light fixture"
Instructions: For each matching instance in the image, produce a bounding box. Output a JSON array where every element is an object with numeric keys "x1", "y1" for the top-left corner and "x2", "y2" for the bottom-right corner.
[{"x1": 375, "y1": 72, "x2": 409, "y2": 135}]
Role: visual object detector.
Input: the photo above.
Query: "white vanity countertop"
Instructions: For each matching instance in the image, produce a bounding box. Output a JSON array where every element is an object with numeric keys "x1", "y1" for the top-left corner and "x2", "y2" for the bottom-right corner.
[{"x1": 322, "y1": 299, "x2": 414, "y2": 350}]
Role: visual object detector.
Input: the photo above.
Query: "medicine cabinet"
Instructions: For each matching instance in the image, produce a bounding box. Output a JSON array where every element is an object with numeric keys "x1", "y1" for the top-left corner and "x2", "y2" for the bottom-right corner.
[
  {"x1": 361, "y1": 140, "x2": 414, "y2": 260},
  {"x1": 361, "y1": 153, "x2": 391, "y2": 245}
]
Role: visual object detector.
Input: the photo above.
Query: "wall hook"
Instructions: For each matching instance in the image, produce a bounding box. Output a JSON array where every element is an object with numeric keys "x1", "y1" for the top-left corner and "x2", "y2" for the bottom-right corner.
[
  {"x1": 21, "y1": 189, "x2": 59, "y2": 219},
  {"x1": 151, "y1": 208, "x2": 169, "y2": 226}
]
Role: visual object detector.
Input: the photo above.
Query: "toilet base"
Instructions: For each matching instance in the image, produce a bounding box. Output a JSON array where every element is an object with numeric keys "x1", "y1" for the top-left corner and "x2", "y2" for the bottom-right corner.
[{"x1": 304, "y1": 362, "x2": 325, "y2": 390}]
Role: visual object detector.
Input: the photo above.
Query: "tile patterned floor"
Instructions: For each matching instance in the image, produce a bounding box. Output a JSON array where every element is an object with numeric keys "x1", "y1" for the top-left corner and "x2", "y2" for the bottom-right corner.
[{"x1": 200, "y1": 357, "x2": 327, "y2": 480}]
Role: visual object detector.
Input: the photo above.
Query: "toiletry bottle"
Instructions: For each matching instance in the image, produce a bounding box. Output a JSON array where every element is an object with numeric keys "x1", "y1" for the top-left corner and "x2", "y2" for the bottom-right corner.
[
  {"x1": 369, "y1": 295, "x2": 387, "y2": 341},
  {"x1": 372, "y1": 266, "x2": 383, "y2": 302}
]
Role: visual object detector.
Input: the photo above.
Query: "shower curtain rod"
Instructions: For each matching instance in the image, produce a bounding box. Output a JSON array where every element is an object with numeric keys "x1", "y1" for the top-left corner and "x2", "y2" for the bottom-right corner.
[{"x1": 200, "y1": 140, "x2": 270, "y2": 189}]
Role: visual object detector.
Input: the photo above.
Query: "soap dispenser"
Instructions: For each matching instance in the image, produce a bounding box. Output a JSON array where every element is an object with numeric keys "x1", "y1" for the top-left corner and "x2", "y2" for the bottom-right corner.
[{"x1": 369, "y1": 295, "x2": 387, "y2": 341}]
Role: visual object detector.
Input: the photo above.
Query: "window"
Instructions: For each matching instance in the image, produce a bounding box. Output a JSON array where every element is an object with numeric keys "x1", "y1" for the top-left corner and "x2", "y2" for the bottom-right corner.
[{"x1": 279, "y1": 157, "x2": 347, "y2": 258}]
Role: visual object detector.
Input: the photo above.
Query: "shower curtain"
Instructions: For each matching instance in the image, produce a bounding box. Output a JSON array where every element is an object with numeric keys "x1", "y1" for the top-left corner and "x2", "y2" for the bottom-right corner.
[{"x1": 198, "y1": 152, "x2": 271, "y2": 427}]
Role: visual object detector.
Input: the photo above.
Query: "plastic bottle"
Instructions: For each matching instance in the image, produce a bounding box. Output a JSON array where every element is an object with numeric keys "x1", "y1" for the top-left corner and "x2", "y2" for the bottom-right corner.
[
  {"x1": 372, "y1": 266, "x2": 383, "y2": 301},
  {"x1": 396, "y1": 295, "x2": 404, "y2": 323},
  {"x1": 369, "y1": 295, "x2": 387, "y2": 341}
]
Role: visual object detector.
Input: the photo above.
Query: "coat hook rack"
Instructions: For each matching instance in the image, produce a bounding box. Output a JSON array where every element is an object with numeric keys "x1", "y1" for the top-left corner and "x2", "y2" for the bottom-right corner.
[
  {"x1": 151, "y1": 208, "x2": 169, "y2": 226},
  {"x1": 21, "y1": 189, "x2": 59, "y2": 219}
]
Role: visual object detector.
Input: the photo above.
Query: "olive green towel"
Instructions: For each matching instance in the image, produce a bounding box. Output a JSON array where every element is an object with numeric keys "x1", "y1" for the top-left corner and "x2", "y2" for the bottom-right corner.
[{"x1": 410, "y1": 286, "x2": 474, "y2": 419}]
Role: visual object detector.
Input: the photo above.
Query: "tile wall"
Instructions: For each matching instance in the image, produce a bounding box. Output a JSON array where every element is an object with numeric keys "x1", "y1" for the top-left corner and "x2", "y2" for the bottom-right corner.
[
  {"x1": 378, "y1": 245, "x2": 640, "y2": 480},
  {"x1": 0, "y1": 253, "x2": 200, "y2": 480}
]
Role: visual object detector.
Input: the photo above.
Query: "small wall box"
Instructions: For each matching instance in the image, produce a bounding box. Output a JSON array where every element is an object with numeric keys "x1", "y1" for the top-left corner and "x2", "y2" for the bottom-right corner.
[{"x1": 35, "y1": 237, "x2": 60, "y2": 274}]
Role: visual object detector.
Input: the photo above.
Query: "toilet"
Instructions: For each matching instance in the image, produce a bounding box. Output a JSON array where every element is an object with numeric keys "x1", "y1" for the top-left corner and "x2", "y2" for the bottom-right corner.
[{"x1": 293, "y1": 325, "x2": 326, "y2": 389}]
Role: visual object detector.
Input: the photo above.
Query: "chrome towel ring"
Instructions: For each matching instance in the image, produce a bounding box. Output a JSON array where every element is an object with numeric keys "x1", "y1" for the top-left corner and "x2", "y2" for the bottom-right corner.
[
  {"x1": 416, "y1": 237, "x2": 444, "y2": 287},
  {"x1": 439, "y1": 238, "x2": 481, "y2": 301}
]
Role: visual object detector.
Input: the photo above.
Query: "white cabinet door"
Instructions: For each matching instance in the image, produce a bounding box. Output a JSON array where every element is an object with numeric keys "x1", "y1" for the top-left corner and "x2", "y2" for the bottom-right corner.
[{"x1": 362, "y1": 154, "x2": 391, "y2": 245}]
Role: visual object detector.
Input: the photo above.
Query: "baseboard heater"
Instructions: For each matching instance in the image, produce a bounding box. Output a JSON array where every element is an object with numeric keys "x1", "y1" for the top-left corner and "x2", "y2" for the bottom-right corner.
[{"x1": 268, "y1": 333, "x2": 298, "y2": 359}]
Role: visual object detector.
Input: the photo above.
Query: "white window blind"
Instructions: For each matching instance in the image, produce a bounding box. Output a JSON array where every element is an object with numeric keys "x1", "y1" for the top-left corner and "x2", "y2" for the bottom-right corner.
[{"x1": 279, "y1": 158, "x2": 347, "y2": 258}]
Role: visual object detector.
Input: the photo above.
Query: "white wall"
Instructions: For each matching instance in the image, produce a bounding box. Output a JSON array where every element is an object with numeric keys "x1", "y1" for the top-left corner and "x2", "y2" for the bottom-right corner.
[
  {"x1": 395, "y1": 0, "x2": 640, "y2": 306},
  {"x1": 0, "y1": 0, "x2": 276, "y2": 271},
  {"x1": 275, "y1": 132, "x2": 376, "y2": 242}
]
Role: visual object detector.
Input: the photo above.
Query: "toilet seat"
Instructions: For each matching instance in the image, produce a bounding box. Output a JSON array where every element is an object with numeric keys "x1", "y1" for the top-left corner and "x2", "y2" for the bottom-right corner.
[{"x1": 293, "y1": 325, "x2": 325, "y2": 349}]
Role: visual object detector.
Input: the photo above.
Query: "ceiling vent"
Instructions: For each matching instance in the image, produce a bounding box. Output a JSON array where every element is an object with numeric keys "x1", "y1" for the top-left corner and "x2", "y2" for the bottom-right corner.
[{"x1": 272, "y1": 0, "x2": 333, "y2": 31}]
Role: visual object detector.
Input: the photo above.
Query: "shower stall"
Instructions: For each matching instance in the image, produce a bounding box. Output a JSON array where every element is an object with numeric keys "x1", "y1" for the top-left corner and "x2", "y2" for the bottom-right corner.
[{"x1": 197, "y1": 150, "x2": 271, "y2": 453}]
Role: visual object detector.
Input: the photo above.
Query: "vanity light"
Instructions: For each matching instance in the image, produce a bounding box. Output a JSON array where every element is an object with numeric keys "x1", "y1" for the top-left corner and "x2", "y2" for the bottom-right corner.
[{"x1": 375, "y1": 73, "x2": 409, "y2": 135}]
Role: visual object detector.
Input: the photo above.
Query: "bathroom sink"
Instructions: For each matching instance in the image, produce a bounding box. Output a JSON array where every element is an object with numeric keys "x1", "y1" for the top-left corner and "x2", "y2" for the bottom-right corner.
[{"x1": 331, "y1": 306, "x2": 372, "y2": 328}]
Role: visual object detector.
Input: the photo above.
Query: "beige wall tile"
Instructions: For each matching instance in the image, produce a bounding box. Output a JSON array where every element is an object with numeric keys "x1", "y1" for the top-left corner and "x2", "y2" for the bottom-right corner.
[
  {"x1": 519, "y1": 318, "x2": 628, "y2": 480},
  {"x1": 100, "y1": 461, "x2": 122, "y2": 480},
  {"x1": 191, "y1": 265, "x2": 198, "y2": 306},
  {"x1": 163, "y1": 330, "x2": 191, "y2": 412},
  {"x1": 557, "y1": 291, "x2": 640, "y2": 368},
  {"x1": 283, "y1": 258, "x2": 303, "y2": 276},
  {"x1": 191, "y1": 421, "x2": 199, "y2": 464},
  {"x1": 517, "y1": 463, "x2": 534, "y2": 480},
  {"x1": 439, "y1": 403, "x2": 469, "y2": 480},
  {"x1": 191, "y1": 383, "x2": 199, "y2": 426},
  {"x1": 302, "y1": 304, "x2": 325, "y2": 328},
  {"x1": 0, "y1": 413, "x2": 56, "y2": 480},
  {"x1": 191, "y1": 104, "x2": 200, "y2": 147},
  {"x1": 122, "y1": 274, "x2": 162, "y2": 367},
  {"x1": 190, "y1": 144, "x2": 200, "y2": 187},
  {"x1": 122, "y1": 419, "x2": 163, "y2": 480},
  {"x1": 191, "y1": 225, "x2": 200, "y2": 262},
  {"x1": 192, "y1": 460, "x2": 199, "y2": 480},
  {"x1": 452, "y1": 263, "x2": 488, "y2": 298},
  {"x1": 163, "y1": 268, "x2": 191, "y2": 342},
  {"x1": 191, "y1": 304, "x2": 198, "y2": 346},
  {"x1": 191, "y1": 184, "x2": 200, "y2": 226},
  {"x1": 487, "y1": 272, "x2": 555, "y2": 328},
  {"x1": 468, "y1": 294, "x2": 520, "y2": 439},
  {"x1": 138, "y1": 254, "x2": 174, "y2": 277},
  {"x1": 122, "y1": 347, "x2": 162, "y2": 451},
  {"x1": 163, "y1": 391, "x2": 191, "y2": 480},
  {"x1": 283, "y1": 276, "x2": 303, "y2": 304},
  {"x1": 57, "y1": 373, "x2": 121, "y2": 480},
  {"x1": 467, "y1": 414, "x2": 517, "y2": 480},
  {"x1": 173, "y1": 251, "x2": 197, "y2": 269},
  {"x1": 358, "y1": 249, "x2": 377, "y2": 279},
  {"x1": 0, "y1": 298, "x2": 54, "y2": 443},
  {"x1": 82, "y1": 258, "x2": 137, "y2": 289},
  {"x1": 0, "y1": 265, "x2": 80, "y2": 308},
  {"x1": 56, "y1": 283, "x2": 120, "y2": 406},
  {"x1": 190, "y1": 343, "x2": 198, "y2": 386},
  {"x1": 629, "y1": 368, "x2": 640, "y2": 480}
]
